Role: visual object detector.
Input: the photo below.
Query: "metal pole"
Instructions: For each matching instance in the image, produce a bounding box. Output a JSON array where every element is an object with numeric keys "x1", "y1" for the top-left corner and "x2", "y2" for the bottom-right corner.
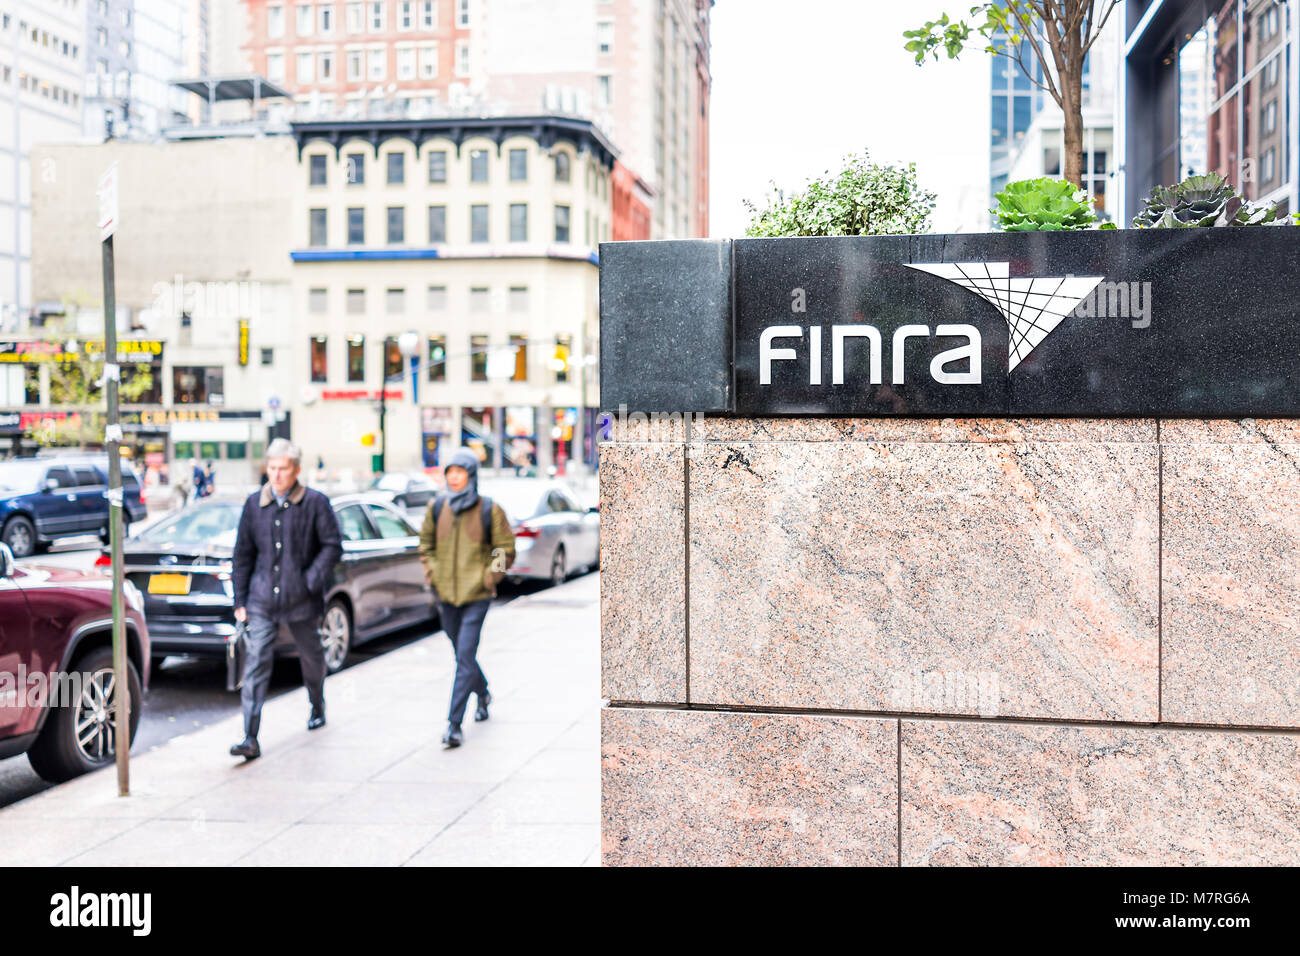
[
  {"x1": 378, "y1": 373, "x2": 387, "y2": 474},
  {"x1": 102, "y1": 235, "x2": 129, "y2": 796}
]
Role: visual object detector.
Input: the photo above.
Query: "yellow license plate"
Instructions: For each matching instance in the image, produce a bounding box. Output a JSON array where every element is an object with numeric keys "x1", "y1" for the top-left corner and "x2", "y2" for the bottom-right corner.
[{"x1": 148, "y1": 573, "x2": 192, "y2": 595}]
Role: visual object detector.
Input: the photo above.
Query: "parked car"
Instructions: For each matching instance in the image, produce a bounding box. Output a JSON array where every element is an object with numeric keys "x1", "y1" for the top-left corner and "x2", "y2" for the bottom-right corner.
[
  {"x1": 0, "y1": 456, "x2": 148, "y2": 558},
  {"x1": 478, "y1": 478, "x2": 599, "y2": 586},
  {"x1": 103, "y1": 493, "x2": 437, "y2": 675},
  {"x1": 368, "y1": 471, "x2": 444, "y2": 514},
  {"x1": 0, "y1": 541, "x2": 150, "y2": 782}
]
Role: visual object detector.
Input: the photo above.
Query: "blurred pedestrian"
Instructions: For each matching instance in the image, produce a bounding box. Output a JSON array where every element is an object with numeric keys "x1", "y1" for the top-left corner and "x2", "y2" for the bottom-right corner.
[
  {"x1": 229, "y1": 439, "x2": 343, "y2": 760},
  {"x1": 202, "y1": 461, "x2": 216, "y2": 497},
  {"x1": 418, "y1": 448, "x2": 515, "y2": 749},
  {"x1": 189, "y1": 458, "x2": 205, "y2": 502}
]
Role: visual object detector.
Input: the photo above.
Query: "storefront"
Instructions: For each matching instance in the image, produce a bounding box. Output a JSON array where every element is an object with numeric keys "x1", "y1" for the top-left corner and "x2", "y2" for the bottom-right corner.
[{"x1": 420, "y1": 406, "x2": 455, "y2": 468}]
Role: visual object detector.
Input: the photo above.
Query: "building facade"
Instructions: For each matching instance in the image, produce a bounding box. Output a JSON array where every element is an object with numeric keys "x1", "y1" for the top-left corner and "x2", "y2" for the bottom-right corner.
[{"x1": 1120, "y1": 0, "x2": 1297, "y2": 222}]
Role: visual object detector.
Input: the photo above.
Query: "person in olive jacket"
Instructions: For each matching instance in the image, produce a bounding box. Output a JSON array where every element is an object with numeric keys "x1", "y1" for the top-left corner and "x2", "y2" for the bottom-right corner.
[
  {"x1": 230, "y1": 439, "x2": 342, "y2": 760},
  {"x1": 419, "y1": 448, "x2": 515, "y2": 749}
]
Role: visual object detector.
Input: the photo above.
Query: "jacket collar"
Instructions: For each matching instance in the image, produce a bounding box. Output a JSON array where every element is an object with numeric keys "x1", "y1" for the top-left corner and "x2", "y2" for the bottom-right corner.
[{"x1": 259, "y1": 481, "x2": 307, "y2": 507}]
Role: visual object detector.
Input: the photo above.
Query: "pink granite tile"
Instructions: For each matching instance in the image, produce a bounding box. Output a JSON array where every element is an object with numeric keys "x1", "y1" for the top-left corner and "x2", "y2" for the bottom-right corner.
[
  {"x1": 601, "y1": 707, "x2": 897, "y2": 866},
  {"x1": 902, "y1": 720, "x2": 1300, "y2": 865},
  {"x1": 1159, "y1": 418, "x2": 1300, "y2": 443},
  {"x1": 688, "y1": 440, "x2": 1159, "y2": 721},
  {"x1": 1162, "y1": 439, "x2": 1300, "y2": 727},
  {"x1": 692, "y1": 417, "x2": 1156, "y2": 443},
  {"x1": 599, "y1": 443, "x2": 686, "y2": 703}
]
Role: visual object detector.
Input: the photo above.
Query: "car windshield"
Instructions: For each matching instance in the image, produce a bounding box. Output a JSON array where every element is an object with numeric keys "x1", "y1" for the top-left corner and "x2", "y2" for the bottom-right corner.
[
  {"x1": 135, "y1": 501, "x2": 243, "y2": 545},
  {"x1": 0, "y1": 462, "x2": 46, "y2": 492},
  {"x1": 479, "y1": 482, "x2": 544, "y2": 524},
  {"x1": 370, "y1": 474, "x2": 409, "y2": 492}
]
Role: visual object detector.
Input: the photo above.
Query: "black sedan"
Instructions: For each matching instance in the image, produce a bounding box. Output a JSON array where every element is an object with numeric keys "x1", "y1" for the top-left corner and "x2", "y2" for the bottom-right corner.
[{"x1": 98, "y1": 494, "x2": 436, "y2": 675}]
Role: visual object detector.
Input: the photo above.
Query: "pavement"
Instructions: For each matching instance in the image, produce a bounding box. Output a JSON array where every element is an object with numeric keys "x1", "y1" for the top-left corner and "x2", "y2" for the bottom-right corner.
[{"x1": 0, "y1": 571, "x2": 601, "y2": 867}]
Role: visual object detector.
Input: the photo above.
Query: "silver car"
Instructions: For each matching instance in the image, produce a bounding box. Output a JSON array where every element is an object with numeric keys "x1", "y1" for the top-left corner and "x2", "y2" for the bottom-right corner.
[{"x1": 475, "y1": 478, "x2": 600, "y2": 586}]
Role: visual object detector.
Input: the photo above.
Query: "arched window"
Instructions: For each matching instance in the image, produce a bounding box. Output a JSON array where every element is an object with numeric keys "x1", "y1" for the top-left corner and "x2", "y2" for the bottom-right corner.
[{"x1": 554, "y1": 151, "x2": 571, "y2": 183}]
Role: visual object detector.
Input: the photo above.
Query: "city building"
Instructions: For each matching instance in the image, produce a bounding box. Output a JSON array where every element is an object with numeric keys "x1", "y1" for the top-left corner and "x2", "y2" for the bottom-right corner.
[
  {"x1": 234, "y1": 0, "x2": 709, "y2": 237},
  {"x1": 83, "y1": 0, "x2": 193, "y2": 140},
  {"x1": 1, "y1": 0, "x2": 87, "y2": 334},
  {"x1": 990, "y1": 17, "x2": 1120, "y2": 223},
  {"x1": 1119, "y1": 0, "x2": 1296, "y2": 222}
]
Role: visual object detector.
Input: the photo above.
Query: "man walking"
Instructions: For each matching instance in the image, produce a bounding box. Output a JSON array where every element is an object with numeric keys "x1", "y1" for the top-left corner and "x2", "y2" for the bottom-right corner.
[
  {"x1": 230, "y1": 439, "x2": 342, "y2": 760},
  {"x1": 419, "y1": 448, "x2": 515, "y2": 748}
]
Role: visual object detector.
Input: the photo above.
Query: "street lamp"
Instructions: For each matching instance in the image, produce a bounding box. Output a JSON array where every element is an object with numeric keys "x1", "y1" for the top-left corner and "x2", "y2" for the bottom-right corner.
[{"x1": 376, "y1": 331, "x2": 421, "y2": 475}]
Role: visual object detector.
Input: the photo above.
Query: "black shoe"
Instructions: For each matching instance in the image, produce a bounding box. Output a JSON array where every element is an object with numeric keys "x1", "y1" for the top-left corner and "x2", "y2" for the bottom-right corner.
[
  {"x1": 307, "y1": 706, "x2": 326, "y2": 731},
  {"x1": 441, "y1": 724, "x2": 463, "y2": 749},
  {"x1": 230, "y1": 737, "x2": 260, "y2": 760},
  {"x1": 474, "y1": 691, "x2": 491, "y2": 722}
]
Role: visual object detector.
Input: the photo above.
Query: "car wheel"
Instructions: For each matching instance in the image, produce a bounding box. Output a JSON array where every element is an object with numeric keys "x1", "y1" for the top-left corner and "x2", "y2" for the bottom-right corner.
[
  {"x1": 27, "y1": 646, "x2": 142, "y2": 783},
  {"x1": 2, "y1": 515, "x2": 37, "y2": 559},
  {"x1": 320, "y1": 599, "x2": 353, "y2": 674},
  {"x1": 550, "y1": 545, "x2": 567, "y2": 587}
]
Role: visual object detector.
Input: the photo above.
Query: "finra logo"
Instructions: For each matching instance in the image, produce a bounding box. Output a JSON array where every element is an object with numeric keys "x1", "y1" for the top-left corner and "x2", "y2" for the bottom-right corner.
[{"x1": 759, "y1": 323, "x2": 981, "y2": 386}]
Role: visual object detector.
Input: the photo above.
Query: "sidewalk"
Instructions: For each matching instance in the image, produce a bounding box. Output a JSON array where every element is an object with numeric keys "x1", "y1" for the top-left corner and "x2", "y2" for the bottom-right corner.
[{"x1": 0, "y1": 573, "x2": 601, "y2": 866}]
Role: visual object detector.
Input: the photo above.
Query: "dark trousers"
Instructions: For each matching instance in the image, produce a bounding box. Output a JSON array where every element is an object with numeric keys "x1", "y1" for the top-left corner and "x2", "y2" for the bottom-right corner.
[
  {"x1": 240, "y1": 614, "x2": 325, "y2": 738},
  {"x1": 440, "y1": 599, "x2": 491, "y2": 727}
]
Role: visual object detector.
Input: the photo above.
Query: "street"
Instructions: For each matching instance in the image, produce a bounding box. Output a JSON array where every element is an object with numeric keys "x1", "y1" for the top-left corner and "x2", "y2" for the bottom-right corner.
[{"x1": 1, "y1": 538, "x2": 576, "y2": 809}]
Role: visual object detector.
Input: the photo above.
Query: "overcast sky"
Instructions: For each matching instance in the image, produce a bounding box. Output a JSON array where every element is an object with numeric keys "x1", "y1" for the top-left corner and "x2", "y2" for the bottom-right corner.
[{"x1": 708, "y1": 1, "x2": 992, "y2": 238}]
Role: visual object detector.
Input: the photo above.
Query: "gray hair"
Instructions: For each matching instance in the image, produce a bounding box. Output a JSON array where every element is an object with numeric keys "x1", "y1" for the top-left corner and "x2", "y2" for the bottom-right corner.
[{"x1": 265, "y1": 438, "x2": 302, "y2": 464}]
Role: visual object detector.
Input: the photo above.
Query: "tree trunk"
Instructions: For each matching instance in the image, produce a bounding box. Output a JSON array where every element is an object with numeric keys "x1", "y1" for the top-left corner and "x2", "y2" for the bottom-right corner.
[{"x1": 1061, "y1": 28, "x2": 1085, "y2": 189}]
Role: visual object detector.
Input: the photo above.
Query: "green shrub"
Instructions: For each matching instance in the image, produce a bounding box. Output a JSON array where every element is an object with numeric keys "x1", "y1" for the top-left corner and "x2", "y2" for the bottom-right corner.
[{"x1": 992, "y1": 178, "x2": 1098, "y2": 231}]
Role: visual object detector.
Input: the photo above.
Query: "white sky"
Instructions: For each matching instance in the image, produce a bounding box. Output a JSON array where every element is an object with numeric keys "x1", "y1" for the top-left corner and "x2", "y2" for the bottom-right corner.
[{"x1": 708, "y1": 1, "x2": 992, "y2": 238}]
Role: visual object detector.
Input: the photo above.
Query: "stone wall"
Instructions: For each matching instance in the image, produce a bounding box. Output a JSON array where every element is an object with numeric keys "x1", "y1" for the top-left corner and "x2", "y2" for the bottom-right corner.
[{"x1": 599, "y1": 417, "x2": 1300, "y2": 865}]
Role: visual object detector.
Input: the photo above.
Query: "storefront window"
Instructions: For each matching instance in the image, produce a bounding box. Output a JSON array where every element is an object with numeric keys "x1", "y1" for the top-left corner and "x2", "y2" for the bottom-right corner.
[
  {"x1": 173, "y1": 441, "x2": 194, "y2": 460},
  {"x1": 383, "y1": 337, "x2": 403, "y2": 381},
  {"x1": 427, "y1": 335, "x2": 446, "y2": 382},
  {"x1": 173, "y1": 366, "x2": 224, "y2": 405},
  {"x1": 310, "y1": 336, "x2": 328, "y2": 383},
  {"x1": 347, "y1": 335, "x2": 365, "y2": 382},
  {"x1": 199, "y1": 442, "x2": 220, "y2": 460},
  {"x1": 470, "y1": 335, "x2": 488, "y2": 381},
  {"x1": 226, "y1": 442, "x2": 248, "y2": 460}
]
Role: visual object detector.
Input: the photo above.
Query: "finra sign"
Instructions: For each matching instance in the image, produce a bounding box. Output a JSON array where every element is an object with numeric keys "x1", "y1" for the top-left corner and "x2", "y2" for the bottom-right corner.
[{"x1": 759, "y1": 323, "x2": 981, "y2": 387}]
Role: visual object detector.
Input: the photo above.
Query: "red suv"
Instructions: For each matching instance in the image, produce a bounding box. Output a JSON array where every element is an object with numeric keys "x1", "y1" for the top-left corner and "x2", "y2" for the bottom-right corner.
[{"x1": 0, "y1": 542, "x2": 150, "y2": 782}]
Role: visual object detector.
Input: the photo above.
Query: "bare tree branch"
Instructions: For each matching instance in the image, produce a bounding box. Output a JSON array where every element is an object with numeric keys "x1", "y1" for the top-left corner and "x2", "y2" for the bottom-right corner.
[
  {"x1": 1009, "y1": 4, "x2": 1065, "y2": 102},
  {"x1": 1081, "y1": 0, "x2": 1119, "y2": 56},
  {"x1": 990, "y1": 45, "x2": 1061, "y2": 99}
]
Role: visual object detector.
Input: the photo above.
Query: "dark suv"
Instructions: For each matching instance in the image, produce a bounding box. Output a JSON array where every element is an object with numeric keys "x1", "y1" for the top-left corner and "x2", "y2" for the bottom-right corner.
[
  {"x1": 0, "y1": 541, "x2": 151, "y2": 781},
  {"x1": 0, "y1": 457, "x2": 148, "y2": 558}
]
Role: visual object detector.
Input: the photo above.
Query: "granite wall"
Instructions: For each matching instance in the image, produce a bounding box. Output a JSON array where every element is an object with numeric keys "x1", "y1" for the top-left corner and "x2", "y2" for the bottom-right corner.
[{"x1": 599, "y1": 418, "x2": 1300, "y2": 866}]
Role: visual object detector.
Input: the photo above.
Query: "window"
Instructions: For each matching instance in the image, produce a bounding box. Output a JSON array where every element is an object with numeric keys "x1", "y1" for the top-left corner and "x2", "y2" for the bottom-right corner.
[
  {"x1": 422, "y1": 0, "x2": 436, "y2": 28},
  {"x1": 73, "y1": 466, "x2": 101, "y2": 488},
  {"x1": 555, "y1": 333, "x2": 572, "y2": 382},
  {"x1": 309, "y1": 153, "x2": 327, "y2": 185},
  {"x1": 268, "y1": 6, "x2": 285, "y2": 37},
  {"x1": 458, "y1": 0, "x2": 470, "y2": 26},
  {"x1": 386, "y1": 287, "x2": 405, "y2": 314},
  {"x1": 368, "y1": 46, "x2": 385, "y2": 79},
  {"x1": 597, "y1": 21, "x2": 613, "y2": 55},
  {"x1": 346, "y1": 152, "x2": 364, "y2": 183},
  {"x1": 1265, "y1": 100, "x2": 1278, "y2": 135},
  {"x1": 337, "y1": 503, "x2": 378, "y2": 541},
  {"x1": 428, "y1": 149, "x2": 447, "y2": 182},
  {"x1": 427, "y1": 336, "x2": 446, "y2": 381},
  {"x1": 367, "y1": 503, "x2": 414, "y2": 537},
  {"x1": 370, "y1": 0, "x2": 385, "y2": 31},
  {"x1": 309, "y1": 208, "x2": 328, "y2": 245},
  {"x1": 267, "y1": 52, "x2": 286, "y2": 82},
  {"x1": 346, "y1": 49, "x2": 363, "y2": 80},
  {"x1": 510, "y1": 334, "x2": 528, "y2": 382},
  {"x1": 387, "y1": 151, "x2": 405, "y2": 184},
  {"x1": 469, "y1": 149, "x2": 488, "y2": 182},
  {"x1": 346, "y1": 2, "x2": 363, "y2": 32},
  {"x1": 554, "y1": 204, "x2": 571, "y2": 242},
  {"x1": 387, "y1": 206, "x2": 405, "y2": 243},
  {"x1": 597, "y1": 74, "x2": 612, "y2": 107},
  {"x1": 554, "y1": 152, "x2": 571, "y2": 182},
  {"x1": 398, "y1": 0, "x2": 414, "y2": 30},
  {"x1": 509, "y1": 148, "x2": 527, "y2": 181},
  {"x1": 319, "y1": 4, "x2": 333, "y2": 33},
  {"x1": 173, "y1": 367, "x2": 225, "y2": 405},
  {"x1": 309, "y1": 288, "x2": 328, "y2": 312},
  {"x1": 1262, "y1": 147, "x2": 1276, "y2": 185},
  {"x1": 509, "y1": 203, "x2": 527, "y2": 241},
  {"x1": 319, "y1": 50, "x2": 334, "y2": 79},
  {"x1": 397, "y1": 46, "x2": 415, "y2": 79},
  {"x1": 347, "y1": 336, "x2": 366, "y2": 381},
  {"x1": 427, "y1": 204, "x2": 446, "y2": 242},
  {"x1": 470, "y1": 334, "x2": 488, "y2": 381},
  {"x1": 383, "y1": 337, "x2": 403, "y2": 379},
  {"x1": 261, "y1": 348, "x2": 275, "y2": 367},
  {"x1": 470, "y1": 287, "x2": 489, "y2": 312},
  {"x1": 296, "y1": 50, "x2": 315, "y2": 83},
  {"x1": 427, "y1": 285, "x2": 447, "y2": 310},
  {"x1": 347, "y1": 207, "x2": 365, "y2": 244},
  {"x1": 418, "y1": 43, "x2": 437, "y2": 77},
  {"x1": 297, "y1": 5, "x2": 313, "y2": 36},
  {"x1": 347, "y1": 288, "x2": 366, "y2": 313},
  {"x1": 509, "y1": 286, "x2": 529, "y2": 313},
  {"x1": 470, "y1": 204, "x2": 489, "y2": 242},
  {"x1": 455, "y1": 39, "x2": 469, "y2": 76}
]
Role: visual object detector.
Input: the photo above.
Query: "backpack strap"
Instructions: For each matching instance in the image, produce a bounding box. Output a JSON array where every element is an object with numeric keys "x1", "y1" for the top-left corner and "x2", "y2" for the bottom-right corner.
[{"x1": 432, "y1": 493, "x2": 445, "y2": 525}]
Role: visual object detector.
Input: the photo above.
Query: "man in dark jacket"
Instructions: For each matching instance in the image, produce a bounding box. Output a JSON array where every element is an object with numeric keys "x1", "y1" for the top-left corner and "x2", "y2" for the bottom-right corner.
[{"x1": 230, "y1": 438, "x2": 342, "y2": 760}]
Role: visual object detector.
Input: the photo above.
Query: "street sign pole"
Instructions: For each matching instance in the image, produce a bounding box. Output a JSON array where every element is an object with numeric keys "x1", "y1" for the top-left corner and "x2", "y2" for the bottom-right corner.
[{"x1": 98, "y1": 163, "x2": 129, "y2": 796}]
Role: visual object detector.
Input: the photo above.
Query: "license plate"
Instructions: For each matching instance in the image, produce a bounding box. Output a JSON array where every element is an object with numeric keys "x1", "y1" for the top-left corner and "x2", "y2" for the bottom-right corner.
[{"x1": 148, "y1": 573, "x2": 192, "y2": 595}]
